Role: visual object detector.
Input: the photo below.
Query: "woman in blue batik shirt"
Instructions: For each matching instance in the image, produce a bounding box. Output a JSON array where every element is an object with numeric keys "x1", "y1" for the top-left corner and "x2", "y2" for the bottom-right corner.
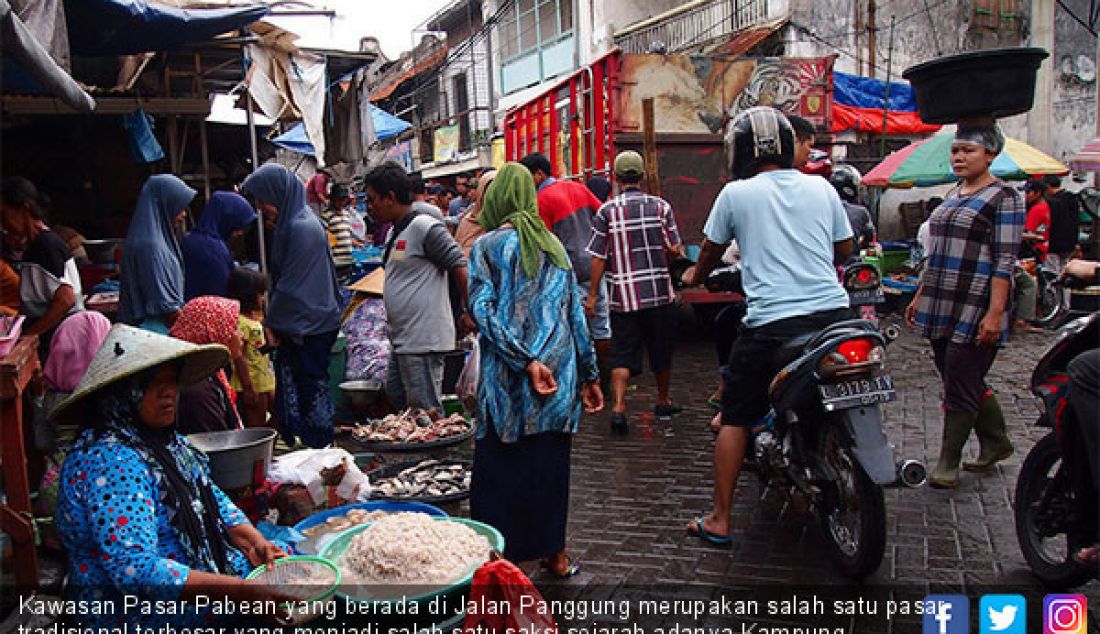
[
  {"x1": 54, "y1": 325, "x2": 290, "y2": 628},
  {"x1": 467, "y1": 163, "x2": 604, "y2": 578}
]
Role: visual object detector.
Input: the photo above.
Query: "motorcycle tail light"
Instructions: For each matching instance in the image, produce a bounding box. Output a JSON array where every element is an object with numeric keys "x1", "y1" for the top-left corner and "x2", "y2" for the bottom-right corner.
[
  {"x1": 818, "y1": 338, "x2": 885, "y2": 378},
  {"x1": 837, "y1": 338, "x2": 873, "y2": 362},
  {"x1": 846, "y1": 267, "x2": 880, "y2": 290}
]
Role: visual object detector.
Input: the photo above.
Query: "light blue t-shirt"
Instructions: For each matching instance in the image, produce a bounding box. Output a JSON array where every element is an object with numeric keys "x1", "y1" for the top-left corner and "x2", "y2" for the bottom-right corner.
[{"x1": 703, "y1": 169, "x2": 852, "y2": 328}]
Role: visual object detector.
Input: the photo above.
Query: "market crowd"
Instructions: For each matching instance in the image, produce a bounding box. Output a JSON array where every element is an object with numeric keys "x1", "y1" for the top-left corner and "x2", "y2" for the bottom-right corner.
[{"x1": 2, "y1": 105, "x2": 1098, "y2": 625}]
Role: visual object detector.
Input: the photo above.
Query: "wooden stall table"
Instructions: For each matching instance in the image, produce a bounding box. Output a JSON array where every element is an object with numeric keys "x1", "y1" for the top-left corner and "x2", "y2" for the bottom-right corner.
[{"x1": 0, "y1": 335, "x2": 40, "y2": 590}]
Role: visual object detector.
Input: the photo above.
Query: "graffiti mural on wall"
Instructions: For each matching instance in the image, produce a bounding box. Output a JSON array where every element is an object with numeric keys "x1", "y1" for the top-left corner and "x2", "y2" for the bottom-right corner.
[{"x1": 619, "y1": 54, "x2": 835, "y2": 134}]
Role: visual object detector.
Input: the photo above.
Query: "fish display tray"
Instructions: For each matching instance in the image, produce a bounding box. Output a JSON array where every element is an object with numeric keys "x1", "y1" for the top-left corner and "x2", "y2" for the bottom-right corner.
[
  {"x1": 367, "y1": 459, "x2": 472, "y2": 504},
  {"x1": 349, "y1": 424, "x2": 475, "y2": 452}
]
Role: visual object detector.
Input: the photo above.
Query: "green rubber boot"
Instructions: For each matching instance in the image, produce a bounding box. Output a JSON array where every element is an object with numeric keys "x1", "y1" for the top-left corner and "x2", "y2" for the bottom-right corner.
[
  {"x1": 963, "y1": 393, "x2": 1014, "y2": 472},
  {"x1": 929, "y1": 411, "x2": 976, "y2": 489}
]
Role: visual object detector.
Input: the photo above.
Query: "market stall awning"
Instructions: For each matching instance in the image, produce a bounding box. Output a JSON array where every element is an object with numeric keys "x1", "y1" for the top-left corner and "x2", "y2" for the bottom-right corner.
[
  {"x1": 862, "y1": 133, "x2": 1069, "y2": 188},
  {"x1": 64, "y1": 0, "x2": 269, "y2": 56},
  {"x1": 1, "y1": 0, "x2": 94, "y2": 112},
  {"x1": 270, "y1": 107, "x2": 411, "y2": 155},
  {"x1": 1070, "y1": 136, "x2": 1100, "y2": 173},
  {"x1": 372, "y1": 107, "x2": 412, "y2": 140},
  {"x1": 269, "y1": 122, "x2": 314, "y2": 155}
]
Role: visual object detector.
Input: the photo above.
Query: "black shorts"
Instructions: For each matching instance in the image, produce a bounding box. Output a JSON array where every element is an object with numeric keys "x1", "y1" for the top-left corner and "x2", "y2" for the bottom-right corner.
[
  {"x1": 720, "y1": 308, "x2": 852, "y2": 427},
  {"x1": 609, "y1": 304, "x2": 677, "y2": 376}
]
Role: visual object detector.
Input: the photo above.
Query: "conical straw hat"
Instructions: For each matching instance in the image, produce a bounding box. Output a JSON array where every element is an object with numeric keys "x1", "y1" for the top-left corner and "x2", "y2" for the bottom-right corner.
[
  {"x1": 51, "y1": 324, "x2": 230, "y2": 424},
  {"x1": 347, "y1": 267, "x2": 384, "y2": 295}
]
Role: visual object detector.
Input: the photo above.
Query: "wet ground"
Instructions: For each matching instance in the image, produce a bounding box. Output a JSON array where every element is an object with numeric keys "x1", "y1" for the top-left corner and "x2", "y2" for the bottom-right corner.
[{"x1": 535, "y1": 309, "x2": 1098, "y2": 631}]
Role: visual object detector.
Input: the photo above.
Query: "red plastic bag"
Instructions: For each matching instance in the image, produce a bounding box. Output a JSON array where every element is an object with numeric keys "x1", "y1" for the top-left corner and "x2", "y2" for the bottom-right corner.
[{"x1": 463, "y1": 559, "x2": 558, "y2": 634}]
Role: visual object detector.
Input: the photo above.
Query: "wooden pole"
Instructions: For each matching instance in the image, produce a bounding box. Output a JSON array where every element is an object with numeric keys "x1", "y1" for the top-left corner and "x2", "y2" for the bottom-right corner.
[
  {"x1": 195, "y1": 49, "x2": 211, "y2": 200},
  {"x1": 879, "y1": 17, "x2": 896, "y2": 158},
  {"x1": 868, "y1": 0, "x2": 877, "y2": 78},
  {"x1": 855, "y1": 1, "x2": 864, "y2": 76},
  {"x1": 642, "y1": 97, "x2": 661, "y2": 197}
]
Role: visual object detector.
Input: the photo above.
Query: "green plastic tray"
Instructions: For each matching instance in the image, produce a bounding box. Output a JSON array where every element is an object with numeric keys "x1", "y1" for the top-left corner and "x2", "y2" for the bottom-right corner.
[{"x1": 320, "y1": 517, "x2": 504, "y2": 607}]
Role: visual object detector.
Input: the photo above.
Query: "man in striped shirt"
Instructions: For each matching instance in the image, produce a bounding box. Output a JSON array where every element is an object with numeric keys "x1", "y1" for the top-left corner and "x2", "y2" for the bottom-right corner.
[
  {"x1": 586, "y1": 151, "x2": 684, "y2": 433},
  {"x1": 322, "y1": 185, "x2": 357, "y2": 274}
]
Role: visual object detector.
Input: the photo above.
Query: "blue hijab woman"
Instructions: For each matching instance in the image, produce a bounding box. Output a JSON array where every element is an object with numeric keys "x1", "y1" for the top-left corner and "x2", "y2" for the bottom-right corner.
[
  {"x1": 240, "y1": 164, "x2": 341, "y2": 448},
  {"x1": 118, "y1": 175, "x2": 195, "y2": 332},
  {"x1": 181, "y1": 191, "x2": 256, "y2": 300}
]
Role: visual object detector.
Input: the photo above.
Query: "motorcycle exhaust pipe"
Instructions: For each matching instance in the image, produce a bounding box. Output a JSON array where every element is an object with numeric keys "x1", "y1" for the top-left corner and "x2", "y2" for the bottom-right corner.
[{"x1": 896, "y1": 460, "x2": 927, "y2": 488}]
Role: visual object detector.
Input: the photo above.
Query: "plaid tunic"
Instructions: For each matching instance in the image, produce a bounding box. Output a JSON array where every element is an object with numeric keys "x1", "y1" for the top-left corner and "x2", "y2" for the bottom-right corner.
[
  {"x1": 915, "y1": 180, "x2": 1024, "y2": 344},
  {"x1": 586, "y1": 189, "x2": 682, "y2": 313}
]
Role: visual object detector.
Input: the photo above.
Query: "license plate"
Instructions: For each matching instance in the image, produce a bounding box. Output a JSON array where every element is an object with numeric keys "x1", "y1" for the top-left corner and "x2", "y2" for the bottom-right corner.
[
  {"x1": 848, "y1": 288, "x2": 885, "y2": 305},
  {"x1": 819, "y1": 376, "x2": 896, "y2": 410}
]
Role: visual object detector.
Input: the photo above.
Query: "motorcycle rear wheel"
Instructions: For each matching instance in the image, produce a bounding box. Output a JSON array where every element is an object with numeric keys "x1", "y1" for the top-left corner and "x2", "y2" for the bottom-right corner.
[
  {"x1": 818, "y1": 427, "x2": 887, "y2": 579},
  {"x1": 1035, "y1": 276, "x2": 1066, "y2": 327},
  {"x1": 1014, "y1": 431, "x2": 1094, "y2": 589}
]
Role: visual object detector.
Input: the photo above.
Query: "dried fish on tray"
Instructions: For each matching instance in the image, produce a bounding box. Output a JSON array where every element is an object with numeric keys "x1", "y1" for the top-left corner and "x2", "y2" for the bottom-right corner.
[
  {"x1": 350, "y1": 409, "x2": 474, "y2": 451},
  {"x1": 368, "y1": 459, "x2": 472, "y2": 503}
]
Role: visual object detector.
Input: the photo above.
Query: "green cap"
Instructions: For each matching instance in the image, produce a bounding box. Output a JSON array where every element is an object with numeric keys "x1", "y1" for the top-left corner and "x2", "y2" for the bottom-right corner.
[{"x1": 614, "y1": 150, "x2": 645, "y2": 177}]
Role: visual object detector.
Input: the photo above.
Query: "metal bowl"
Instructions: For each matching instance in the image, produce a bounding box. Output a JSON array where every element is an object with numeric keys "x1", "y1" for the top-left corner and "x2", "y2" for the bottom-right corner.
[
  {"x1": 186, "y1": 428, "x2": 277, "y2": 490},
  {"x1": 339, "y1": 380, "x2": 384, "y2": 412}
]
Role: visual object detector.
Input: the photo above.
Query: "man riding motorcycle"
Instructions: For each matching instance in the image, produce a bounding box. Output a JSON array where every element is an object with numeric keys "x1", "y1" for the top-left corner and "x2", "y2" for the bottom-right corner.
[
  {"x1": 830, "y1": 166, "x2": 875, "y2": 251},
  {"x1": 682, "y1": 106, "x2": 854, "y2": 545}
]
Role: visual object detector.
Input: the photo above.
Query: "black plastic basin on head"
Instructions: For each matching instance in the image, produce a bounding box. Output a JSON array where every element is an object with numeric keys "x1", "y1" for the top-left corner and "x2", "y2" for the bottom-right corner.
[{"x1": 902, "y1": 47, "x2": 1049, "y2": 124}]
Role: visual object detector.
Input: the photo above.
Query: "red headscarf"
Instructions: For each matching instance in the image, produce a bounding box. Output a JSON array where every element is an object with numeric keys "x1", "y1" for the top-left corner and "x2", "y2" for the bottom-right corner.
[{"x1": 169, "y1": 296, "x2": 241, "y2": 410}]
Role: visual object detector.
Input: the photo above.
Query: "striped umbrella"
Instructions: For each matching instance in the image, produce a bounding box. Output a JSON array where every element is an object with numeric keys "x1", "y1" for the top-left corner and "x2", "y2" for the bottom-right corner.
[
  {"x1": 1069, "y1": 136, "x2": 1100, "y2": 173},
  {"x1": 861, "y1": 134, "x2": 1069, "y2": 188}
]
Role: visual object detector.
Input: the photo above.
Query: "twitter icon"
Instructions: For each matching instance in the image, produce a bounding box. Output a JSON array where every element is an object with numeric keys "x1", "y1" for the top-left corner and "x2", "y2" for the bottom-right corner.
[{"x1": 980, "y1": 595, "x2": 1026, "y2": 634}]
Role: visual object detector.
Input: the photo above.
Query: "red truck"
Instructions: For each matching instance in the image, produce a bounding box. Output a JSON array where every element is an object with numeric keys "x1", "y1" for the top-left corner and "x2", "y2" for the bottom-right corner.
[{"x1": 503, "y1": 49, "x2": 836, "y2": 244}]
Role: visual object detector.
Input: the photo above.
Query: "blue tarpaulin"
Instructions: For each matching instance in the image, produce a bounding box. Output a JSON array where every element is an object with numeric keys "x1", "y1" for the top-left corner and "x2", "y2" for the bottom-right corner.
[
  {"x1": 64, "y1": 0, "x2": 268, "y2": 56},
  {"x1": 270, "y1": 122, "x2": 315, "y2": 155},
  {"x1": 833, "y1": 71, "x2": 919, "y2": 112},
  {"x1": 372, "y1": 106, "x2": 412, "y2": 141},
  {"x1": 270, "y1": 107, "x2": 411, "y2": 155}
]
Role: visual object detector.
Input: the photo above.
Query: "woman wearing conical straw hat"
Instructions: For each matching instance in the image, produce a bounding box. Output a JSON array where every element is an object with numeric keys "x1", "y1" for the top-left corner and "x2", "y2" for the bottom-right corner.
[{"x1": 53, "y1": 325, "x2": 292, "y2": 628}]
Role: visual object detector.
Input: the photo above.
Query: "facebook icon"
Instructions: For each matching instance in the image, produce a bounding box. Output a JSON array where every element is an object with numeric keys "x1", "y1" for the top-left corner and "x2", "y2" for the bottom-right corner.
[{"x1": 924, "y1": 595, "x2": 970, "y2": 634}]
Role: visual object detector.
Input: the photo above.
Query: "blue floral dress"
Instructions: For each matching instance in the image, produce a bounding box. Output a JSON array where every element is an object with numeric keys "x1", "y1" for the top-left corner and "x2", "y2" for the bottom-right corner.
[{"x1": 56, "y1": 429, "x2": 251, "y2": 627}]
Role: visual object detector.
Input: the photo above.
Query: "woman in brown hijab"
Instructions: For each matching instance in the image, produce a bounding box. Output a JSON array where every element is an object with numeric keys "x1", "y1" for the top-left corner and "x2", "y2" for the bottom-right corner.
[{"x1": 454, "y1": 170, "x2": 497, "y2": 258}]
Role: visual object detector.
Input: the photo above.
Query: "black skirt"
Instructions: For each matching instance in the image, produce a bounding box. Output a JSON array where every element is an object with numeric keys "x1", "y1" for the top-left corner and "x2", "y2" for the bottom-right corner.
[{"x1": 470, "y1": 423, "x2": 572, "y2": 563}]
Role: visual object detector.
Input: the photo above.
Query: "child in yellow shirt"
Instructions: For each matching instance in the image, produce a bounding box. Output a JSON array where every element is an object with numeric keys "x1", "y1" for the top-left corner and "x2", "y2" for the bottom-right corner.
[{"x1": 227, "y1": 267, "x2": 276, "y2": 427}]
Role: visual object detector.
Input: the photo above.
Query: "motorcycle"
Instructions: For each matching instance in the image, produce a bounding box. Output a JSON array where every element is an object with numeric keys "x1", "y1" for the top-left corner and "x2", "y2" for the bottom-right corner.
[
  {"x1": 687, "y1": 265, "x2": 925, "y2": 577},
  {"x1": 1014, "y1": 307, "x2": 1098, "y2": 588},
  {"x1": 1020, "y1": 257, "x2": 1070, "y2": 328}
]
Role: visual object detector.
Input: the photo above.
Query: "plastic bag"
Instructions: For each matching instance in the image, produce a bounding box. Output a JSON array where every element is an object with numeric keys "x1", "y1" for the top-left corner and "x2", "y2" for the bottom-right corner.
[
  {"x1": 456, "y1": 335, "x2": 479, "y2": 403},
  {"x1": 121, "y1": 109, "x2": 165, "y2": 164},
  {"x1": 268, "y1": 448, "x2": 371, "y2": 506},
  {"x1": 463, "y1": 558, "x2": 558, "y2": 634}
]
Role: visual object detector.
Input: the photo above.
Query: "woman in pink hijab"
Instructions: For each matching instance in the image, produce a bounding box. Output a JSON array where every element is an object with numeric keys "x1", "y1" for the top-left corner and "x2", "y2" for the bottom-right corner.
[
  {"x1": 36, "y1": 310, "x2": 112, "y2": 531},
  {"x1": 43, "y1": 311, "x2": 112, "y2": 395}
]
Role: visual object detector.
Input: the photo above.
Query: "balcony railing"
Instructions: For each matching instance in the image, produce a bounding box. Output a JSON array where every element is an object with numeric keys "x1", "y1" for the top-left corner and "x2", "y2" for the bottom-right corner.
[{"x1": 614, "y1": 0, "x2": 774, "y2": 55}]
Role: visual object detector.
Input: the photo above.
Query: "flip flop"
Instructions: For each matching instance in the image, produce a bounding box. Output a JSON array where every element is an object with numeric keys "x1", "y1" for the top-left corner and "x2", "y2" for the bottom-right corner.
[
  {"x1": 687, "y1": 517, "x2": 732, "y2": 546},
  {"x1": 1074, "y1": 544, "x2": 1099, "y2": 567},
  {"x1": 540, "y1": 558, "x2": 581, "y2": 578}
]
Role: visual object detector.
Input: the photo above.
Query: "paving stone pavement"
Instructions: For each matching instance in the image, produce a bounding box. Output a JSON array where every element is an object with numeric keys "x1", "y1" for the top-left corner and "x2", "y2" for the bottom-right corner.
[{"x1": 537, "y1": 311, "x2": 1098, "y2": 616}]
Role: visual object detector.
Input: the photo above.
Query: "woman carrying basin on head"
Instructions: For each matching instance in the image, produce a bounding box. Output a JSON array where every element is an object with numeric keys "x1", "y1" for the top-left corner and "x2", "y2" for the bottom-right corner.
[{"x1": 905, "y1": 121, "x2": 1025, "y2": 489}]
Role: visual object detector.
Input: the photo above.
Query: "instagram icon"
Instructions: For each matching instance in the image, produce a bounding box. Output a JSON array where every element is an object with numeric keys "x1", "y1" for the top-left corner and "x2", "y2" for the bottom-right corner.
[{"x1": 1044, "y1": 595, "x2": 1087, "y2": 634}]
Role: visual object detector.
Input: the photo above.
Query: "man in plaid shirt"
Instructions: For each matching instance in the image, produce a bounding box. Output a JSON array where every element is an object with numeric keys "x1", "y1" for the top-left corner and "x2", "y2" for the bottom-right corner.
[
  {"x1": 905, "y1": 122, "x2": 1025, "y2": 488},
  {"x1": 586, "y1": 151, "x2": 685, "y2": 433}
]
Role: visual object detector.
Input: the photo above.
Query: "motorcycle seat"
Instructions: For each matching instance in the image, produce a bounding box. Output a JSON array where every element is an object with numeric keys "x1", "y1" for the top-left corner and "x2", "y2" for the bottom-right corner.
[
  {"x1": 775, "y1": 333, "x2": 817, "y2": 367},
  {"x1": 803, "y1": 319, "x2": 880, "y2": 350}
]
